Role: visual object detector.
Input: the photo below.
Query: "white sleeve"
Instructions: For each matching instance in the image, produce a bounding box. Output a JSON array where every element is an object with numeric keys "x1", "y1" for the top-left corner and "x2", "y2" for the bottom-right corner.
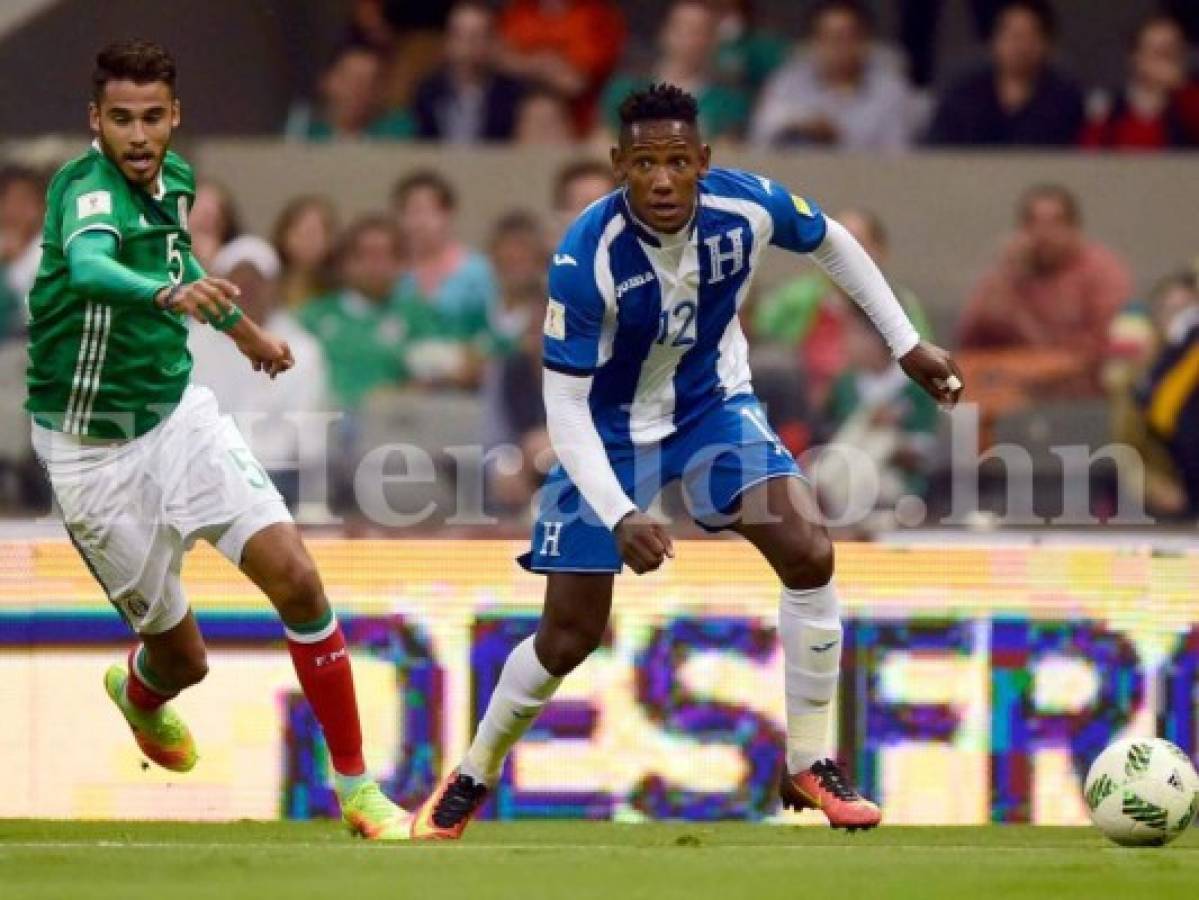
[
  {"x1": 808, "y1": 218, "x2": 920, "y2": 358},
  {"x1": 543, "y1": 368, "x2": 637, "y2": 530}
]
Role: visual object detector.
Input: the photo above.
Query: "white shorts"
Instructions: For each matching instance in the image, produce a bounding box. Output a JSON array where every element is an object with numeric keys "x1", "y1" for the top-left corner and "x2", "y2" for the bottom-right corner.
[{"x1": 33, "y1": 385, "x2": 293, "y2": 634}]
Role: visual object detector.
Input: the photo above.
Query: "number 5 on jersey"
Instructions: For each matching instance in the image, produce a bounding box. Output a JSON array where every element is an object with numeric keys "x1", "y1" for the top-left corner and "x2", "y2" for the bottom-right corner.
[{"x1": 166, "y1": 233, "x2": 184, "y2": 285}]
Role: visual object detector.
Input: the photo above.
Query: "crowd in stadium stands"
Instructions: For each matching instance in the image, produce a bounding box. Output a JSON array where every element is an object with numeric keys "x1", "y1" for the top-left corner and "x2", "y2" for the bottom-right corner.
[
  {"x1": 4, "y1": 0, "x2": 1199, "y2": 526},
  {"x1": 281, "y1": 0, "x2": 1199, "y2": 153}
]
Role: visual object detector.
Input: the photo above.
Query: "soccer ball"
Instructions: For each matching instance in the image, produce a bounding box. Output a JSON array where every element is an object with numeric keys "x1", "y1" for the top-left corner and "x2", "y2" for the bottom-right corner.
[{"x1": 1083, "y1": 737, "x2": 1199, "y2": 847}]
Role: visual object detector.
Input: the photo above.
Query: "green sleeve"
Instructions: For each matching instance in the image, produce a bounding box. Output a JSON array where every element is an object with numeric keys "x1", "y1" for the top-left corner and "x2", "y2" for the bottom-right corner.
[
  {"x1": 59, "y1": 170, "x2": 123, "y2": 250},
  {"x1": 183, "y1": 253, "x2": 205, "y2": 283},
  {"x1": 66, "y1": 230, "x2": 166, "y2": 306}
]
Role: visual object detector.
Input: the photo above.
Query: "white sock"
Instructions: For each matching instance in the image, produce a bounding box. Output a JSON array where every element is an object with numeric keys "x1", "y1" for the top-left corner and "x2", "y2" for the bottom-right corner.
[
  {"x1": 459, "y1": 636, "x2": 562, "y2": 785},
  {"x1": 779, "y1": 581, "x2": 842, "y2": 774}
]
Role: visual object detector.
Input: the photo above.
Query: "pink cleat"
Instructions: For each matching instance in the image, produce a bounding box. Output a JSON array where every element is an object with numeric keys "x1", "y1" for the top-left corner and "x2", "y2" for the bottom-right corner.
[{"x1": 780, "y1": 759, "x2": 882, "y2": 831}]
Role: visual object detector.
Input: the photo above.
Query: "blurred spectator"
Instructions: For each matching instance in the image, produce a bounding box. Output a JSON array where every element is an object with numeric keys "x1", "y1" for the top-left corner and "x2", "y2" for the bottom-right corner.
[
  {"x1": 1138, "y1": 271, "x2": 1199, "y2": 515},
  {"x1": 347, "y1": 0, "x2": 452, "y2": 109},
  {"x1": 926, "y1": 0, "x2": 1084, "y2": 146},
  {"x1": 482, "y1": 212, "x2": 552, "y2": 512},
  {"x1": 749, "y1": 0, "x2": 916, "y2": 152},
  {"x1": 601, "y1": 1, "x2": 749, "y2": 141},
  {"x1": 958, "y1": 185, "x2": 1132, "y2": 396},
  {"x1": 550, "y1": 159, "x2": 616, "y2": 239},
  {"x1": 392, "y1": 171, "x2": 497, "y2": 387},
  {"x1": 496, "y1": 0, "x2": 627, "y2": 133},
  {"x1": 487, "y1": 210, "x2": 550, "y2": 358},
  {"x1": 189, "y1": 179, "x2": 242, "y2": 271},
  {"x1": 710, "y1": 0, "x2": 789, "y2": 95},
  {"x1": 189, "y1": 236, "x2": 330, "y2": 510},
  {"x1": 273, "y1": 196, "x2": 339, "y2": 309},
  {"x1": 287, "y1": 46, "x2": 414, "y2": 141},
  {"x1": 412, "y1": 2, "x2": 526, "y2": 143},
  {"x1": 812, "y1": 301, "x2": 937, "y2": 530},
  {"x1": 1105, "y1": 272, "x2": 1192, "y2": 518},
  {"x1": 0, "y1": 165, "x2": 45, "y2": 338},
  {"x1": 298, "y1": 216, "x2": 437, "y2": 412},
  {"x1": 514, "y1": 88, "x2": 577, "y2": 145},
  {"x1": 1082, "y1": 13, "x2": 1199, "y2": 151},
  {"x1": 898, "y1": 0, "x2": 1004, "y2": 87},
  {"x1": 753, "y1": 208, "x2": 932, "y2": 412}
]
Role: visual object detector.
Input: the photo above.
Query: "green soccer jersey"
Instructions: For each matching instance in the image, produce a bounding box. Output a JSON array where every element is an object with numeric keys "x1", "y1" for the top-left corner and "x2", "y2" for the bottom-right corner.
[{"x1": 25, "y1": 143, "x2": 198, "y2": 440}]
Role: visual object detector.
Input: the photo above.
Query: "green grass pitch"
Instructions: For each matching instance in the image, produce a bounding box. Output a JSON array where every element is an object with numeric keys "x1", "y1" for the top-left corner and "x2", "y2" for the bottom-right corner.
[{"x1": 2, "y1": 820, "x2": 1196, "y2": 899}]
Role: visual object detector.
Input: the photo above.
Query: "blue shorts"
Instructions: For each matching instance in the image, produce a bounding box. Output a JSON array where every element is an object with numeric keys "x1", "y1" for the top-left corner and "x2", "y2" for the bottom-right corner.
[{"x1": 519, "y1": 394, "x2": 802, "y2": 574}]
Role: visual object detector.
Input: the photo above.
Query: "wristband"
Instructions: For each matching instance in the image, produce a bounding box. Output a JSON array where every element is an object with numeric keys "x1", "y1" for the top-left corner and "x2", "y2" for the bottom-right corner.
[
  {"x1": 210, "y1": 305, "x2": 244, "y2": 333},
  {"x1": 156, "y1": 283, "x2": 183, "y2": 311}
]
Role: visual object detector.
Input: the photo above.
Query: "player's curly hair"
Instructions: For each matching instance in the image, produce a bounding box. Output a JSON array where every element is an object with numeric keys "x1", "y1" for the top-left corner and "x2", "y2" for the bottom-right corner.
[
  {"x1": 617, "y1": 83, "x2": 699, "y2": 129},
  {"x1": 93, "y1": 39, "x2": 177, "y2": 101}
]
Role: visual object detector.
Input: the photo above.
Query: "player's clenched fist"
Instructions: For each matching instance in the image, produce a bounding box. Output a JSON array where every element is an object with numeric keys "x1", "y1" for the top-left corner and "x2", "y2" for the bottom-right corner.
[
  {"x1": 899, "y1": 341, "x2": 965, "y2": 408},
  {"x1": 156, "y1": 276, "x2": 240, "y2": 323},
  {"x1": 614, "y1": 511, "x2": 675, "y2": 574}
]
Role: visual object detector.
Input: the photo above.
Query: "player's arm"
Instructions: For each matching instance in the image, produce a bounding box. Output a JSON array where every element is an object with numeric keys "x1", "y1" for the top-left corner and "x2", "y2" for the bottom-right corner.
[
  {"x1": 809, "y1": 219, "x2": 963, "y2": 406},
  {"x1": 64, "y1": 228, "x2": 240, "y2": 326},
  {"x1": 542, "y1": 253, "x2": 672, "y2": 573},
  {"x1": 65, "y1": 229, "x2": 167, "y2": 305},
  {"x1": 753, "y1": 175, "x2": 964, "y2": 406},
  {"x1": 180, "y1": 249, "x2": 293, "y2": 378}
]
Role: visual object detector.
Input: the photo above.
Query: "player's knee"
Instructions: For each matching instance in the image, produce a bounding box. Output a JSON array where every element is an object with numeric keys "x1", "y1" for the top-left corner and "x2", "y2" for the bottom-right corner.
[
  {"x1": 777, "y1": 529, "x2": 835, "y2": 590},
  {"x1": 270, "y1": 554, "x2": 326, "y2": 623},
  {"x1": 536, "y1": 625, "x2": 603, "y2": 677}
]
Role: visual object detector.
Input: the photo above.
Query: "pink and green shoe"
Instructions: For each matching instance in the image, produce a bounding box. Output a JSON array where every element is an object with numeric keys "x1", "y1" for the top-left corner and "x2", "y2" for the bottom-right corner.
[{"x1": 103, "y1": 665, "x2": 198, "y2": 773}]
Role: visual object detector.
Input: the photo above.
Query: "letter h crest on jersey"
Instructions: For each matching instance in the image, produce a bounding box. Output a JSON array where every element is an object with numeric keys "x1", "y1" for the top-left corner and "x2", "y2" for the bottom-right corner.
[{"x1": 705, "y1": 226, "x2": 745, "y2": 284}]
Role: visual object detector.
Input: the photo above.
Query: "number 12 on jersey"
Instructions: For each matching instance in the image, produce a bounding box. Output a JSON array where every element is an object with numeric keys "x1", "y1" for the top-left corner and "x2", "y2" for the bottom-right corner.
[{"x1": 656, "y1": 299, "x2": 697, "y2": 348}]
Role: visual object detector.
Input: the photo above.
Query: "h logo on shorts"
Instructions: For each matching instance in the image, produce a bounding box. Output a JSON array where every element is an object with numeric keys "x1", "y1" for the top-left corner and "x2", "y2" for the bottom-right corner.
[
  {"x1": 705, "y1": 227, "x2": 745, "y2": 284},
  {"x1": 540, "y1": 521, "x2": 564, "y2": 557}
]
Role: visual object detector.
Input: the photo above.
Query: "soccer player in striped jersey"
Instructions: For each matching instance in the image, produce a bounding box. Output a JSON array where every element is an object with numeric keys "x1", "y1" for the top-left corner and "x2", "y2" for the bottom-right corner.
[
  {"x1": 412, "y1": 84, "x2": 964, "y2": 838},
  {"x1": 25, "y1": 40, "x2": 411, "y2": 840}
]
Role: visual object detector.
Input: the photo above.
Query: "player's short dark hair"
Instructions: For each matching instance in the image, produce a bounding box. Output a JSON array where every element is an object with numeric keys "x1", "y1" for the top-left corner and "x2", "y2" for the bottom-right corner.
[
  {"x1": 804, "y1": 0, "x2": 875, "y2": 38},
  {"x1": 391, "y1": 170, "x2": 457, "y2": 212},
  {"x1": 991, "y1": 0, "x2": 1057, "y2": 40},
  {"x1": 92, "y1": 39, "x2": 177, "y2": 102},
  {"x1": 617, "y1": 83, "x2": 699, "y2": 130},
  {"x1": 1018, "y1": 183, "x2": 1080, "y2": 225},
  {"x1": 552, "y1": 159, "x2": 615, "y2": 210}
]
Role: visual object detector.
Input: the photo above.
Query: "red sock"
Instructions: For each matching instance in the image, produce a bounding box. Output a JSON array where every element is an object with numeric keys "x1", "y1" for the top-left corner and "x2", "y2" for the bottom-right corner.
[
  {"x1": 286, "y1": 621, "x2": 366, "y2": 776},
  {"x1": 125, "y1": 646, "x2": 175, "y2": 712}
]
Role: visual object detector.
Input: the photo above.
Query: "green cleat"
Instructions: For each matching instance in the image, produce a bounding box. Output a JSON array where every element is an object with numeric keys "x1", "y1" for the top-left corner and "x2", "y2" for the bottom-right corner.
[
  {"x1": 103, "y1": 665, "x2": 198, "y2": 773},
  {"x1": 341, "y1": 781, "x2": 413, "y2": 841}
]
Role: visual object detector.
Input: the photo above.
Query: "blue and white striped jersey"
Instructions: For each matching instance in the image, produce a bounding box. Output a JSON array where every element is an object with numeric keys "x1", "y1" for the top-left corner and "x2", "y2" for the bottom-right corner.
[{"x1": 543, "y1": 166, "x2": 827, "y2": 449}]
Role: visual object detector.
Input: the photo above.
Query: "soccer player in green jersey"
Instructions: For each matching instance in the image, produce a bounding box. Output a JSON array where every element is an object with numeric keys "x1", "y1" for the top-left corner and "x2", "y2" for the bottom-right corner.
[{"x1": 26, "y1": 40, "x2": 411, "y2": 840}]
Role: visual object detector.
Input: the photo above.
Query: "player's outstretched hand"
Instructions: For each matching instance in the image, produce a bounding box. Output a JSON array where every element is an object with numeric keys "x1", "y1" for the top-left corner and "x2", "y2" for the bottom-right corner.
[
  {"x1": 233, "y1": 323, "x2": 295, "y2": 379},
  {"x1": 614, "y1": 511, "x2": 675, "y2": 575},
  {"x1": 899, "y1": 341, "x2": 964, "y2": 408},
  {"x1": 159, "y1": 277, "x2": 240, "y2": 323}
]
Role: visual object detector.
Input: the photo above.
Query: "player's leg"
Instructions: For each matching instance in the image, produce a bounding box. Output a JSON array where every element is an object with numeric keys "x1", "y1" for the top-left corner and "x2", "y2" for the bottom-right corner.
[
  {"x1": 731, "y1": 476, "x2": 880, "y2": 829},
  {"x1": 411, "y1": 572, "x2": 614, "y2": 840},
  {"x1": 36, "y1": 418, "x2": 206, "y2": 774},
  {"x1": 103, "y1": 603, "x2": 205, "y2": 774},
  {"x1": 237, "y1": 521, "x2": 410, "y2": 839}
]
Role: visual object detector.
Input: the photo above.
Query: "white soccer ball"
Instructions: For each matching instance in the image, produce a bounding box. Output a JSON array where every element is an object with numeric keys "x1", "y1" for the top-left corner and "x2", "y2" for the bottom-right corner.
[{"x1": 1084, "y1": 737, "x2": 1199, "y2": 847}]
